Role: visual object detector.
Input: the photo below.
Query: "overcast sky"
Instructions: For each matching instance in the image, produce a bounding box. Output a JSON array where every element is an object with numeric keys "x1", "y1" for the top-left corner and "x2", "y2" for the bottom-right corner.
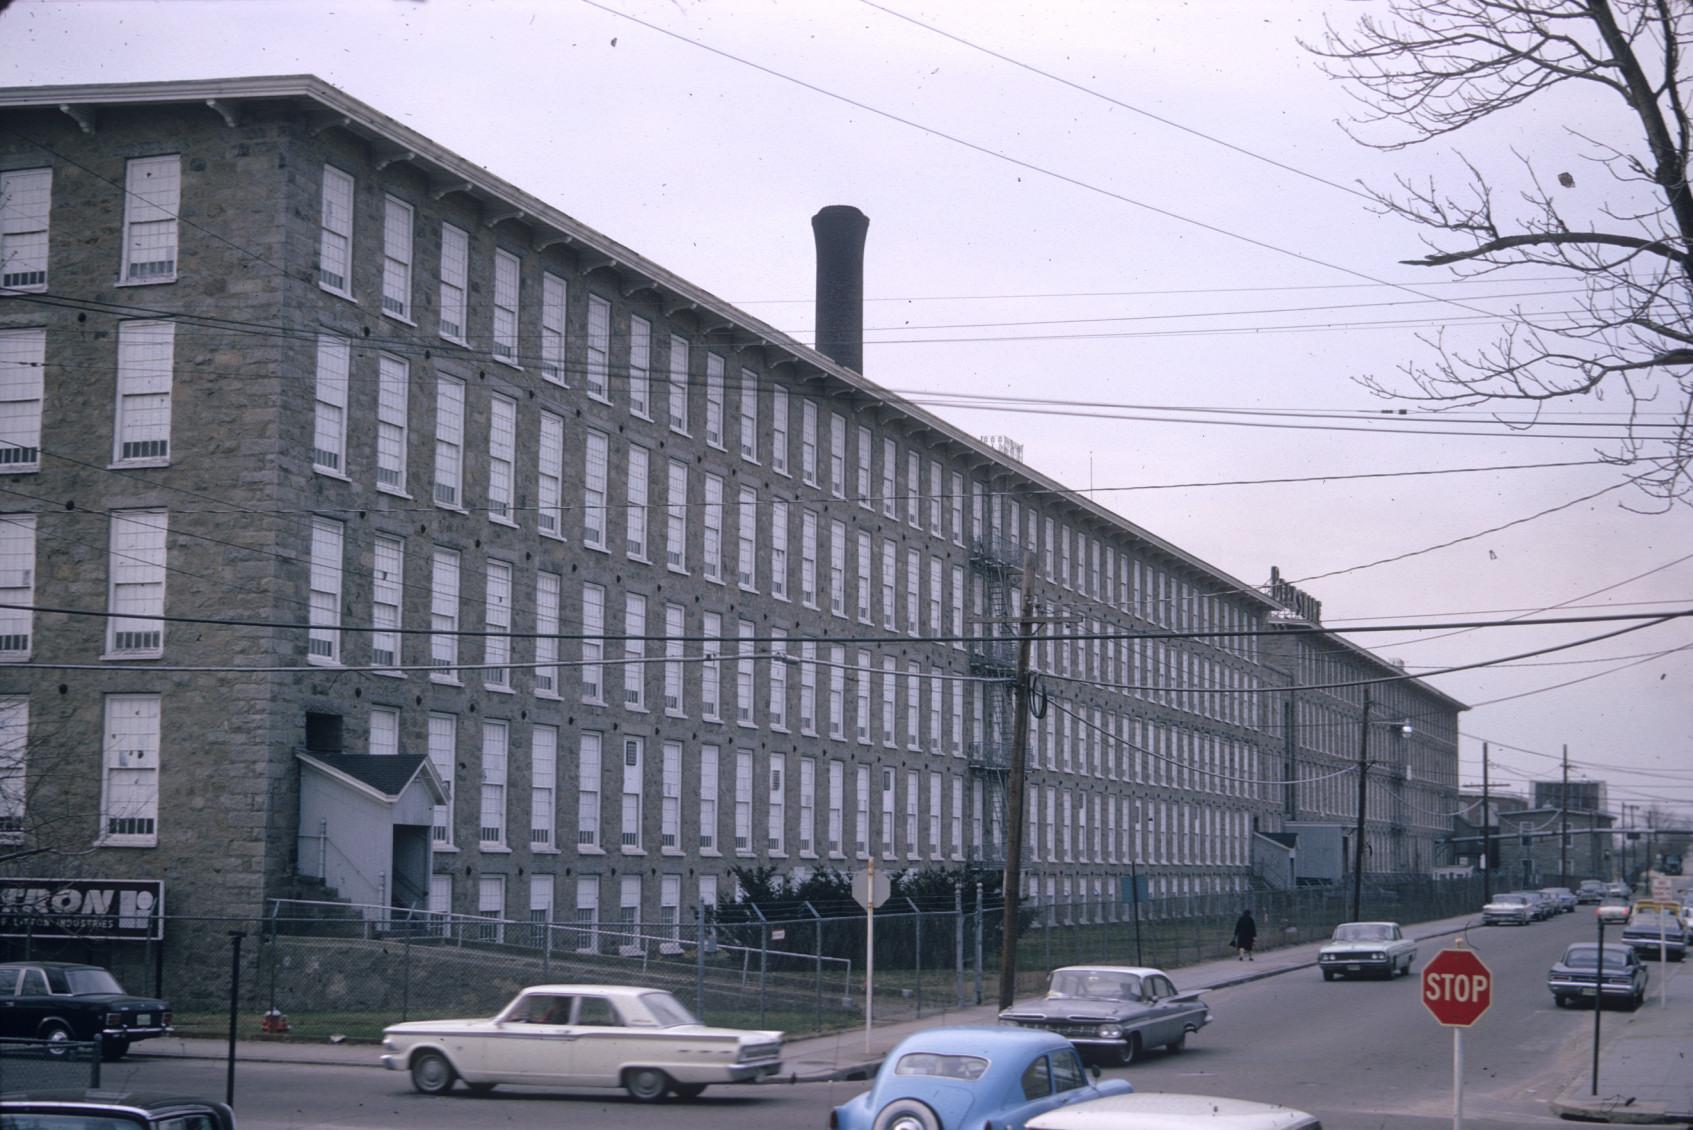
[{"x1": 5, "y1": 0, "x2": 1690, "y2": 830}]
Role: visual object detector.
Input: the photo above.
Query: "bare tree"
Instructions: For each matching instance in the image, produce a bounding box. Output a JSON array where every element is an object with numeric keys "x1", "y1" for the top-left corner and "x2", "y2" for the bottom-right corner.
[{"x1": 1308, "y1": 0, "x2": 1693, "y2": 507}]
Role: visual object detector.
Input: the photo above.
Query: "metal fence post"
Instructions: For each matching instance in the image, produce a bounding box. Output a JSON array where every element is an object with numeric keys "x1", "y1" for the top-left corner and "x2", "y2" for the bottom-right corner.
[
  {"x1": 973, "y1": 883, "x2": 984, "y2": 1005},
  {"x1": 696, "y1": 901, "x2": 707, "y2": 1023},
  {"x1": 911, "y1": 898, "x2": 923, "y2": 1019},
  {"x1": 806, "y1": 901, "x2": 824, "y2": 1035},
  {"x1": 401, "y1": 931, "x2": 411, "y2": 1022},
  {"x1": 954, "y1": 885, "x2": 964, "y2": 1009},
  {"x1": 758, "y1": 916, "x2": 769, "y2": 1029}
]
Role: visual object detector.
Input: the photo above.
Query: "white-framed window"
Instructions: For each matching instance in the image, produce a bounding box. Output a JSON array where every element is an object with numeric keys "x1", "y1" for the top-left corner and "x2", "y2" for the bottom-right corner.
[
  {"x1": 433, "y1": 375, "x2": 465, "y2": 508},
  {"x1": 537, "y1": 410, "x2": 565, "y2": 538},
  {"x1": 705, "y1": 354, "x2": 726, "y2": 448},
  {"x1": 0, "y1": 328, "x2": 45, "y2": 472},
  {"x1": 737, "y1": 487, "x2": 758, "y2": 591},
  {"x1": 799, "y1": 757, "x2": 816, "y2": 855},
  {"x1": 439, "y1": 223, "x2": 469, "y2": 341},
  {"x1": 429, "y1": 548, "x2": 460, "y2": 680},
  {"x1": 477, "y1": 875, "x2": 506, "y2": 942},
  {"x1": 736, "y1": 619, "x2": 755, "y2": 726},
  {"x1": 739, "y1": 369, "x2": 759, "y2": 462},
  {"x1": 799, "y1": 641, "x2": 817, "y2": 734},
  {"x1": 734, "y1": 750, "x2": 754, "y2": 853},
  {"x1": 768, "y1": 628, "x2": 788, "y2": 730},
  {"x1": 854, "y1": 650, "x2": 871, "y2": 745},
  {"x1": 664, "y1": 602, "x2": 685, "y2": 715},
  {"x1": 882, "y1": 438, "x2": 898, "y2": 518},
  {"x1": 928, "y1": 556, "x2": 943, "y2": 637},
  {"x1": 106, "y1": 509, "x2": 167, "y2": 657},
  {"x1": 950, "y1": 775, "x2": 964, "y2": 859},
  {"x1": 586, "y1": 295, "x2": 611, "y2": 400},
  {"x1": 381, "y1": 195, "x2": 413, "y2": 320},
  {"x1": 629, "y1": 315, "x2": 652, "y2": 418},
  {"x1": 702, "y1": 473, "x2": 723, "y2": 582},
  {"x1": 574, "y1": 876, "x2": 600, "y2": 950},
  {"x1": 661, "y1": 741, "x2": 682, "y2": 850},
  {"x1": 950, "y1": 472, "x2": 965, "y2": 545},
  {"x1": 855, "y1": 765, "x2": 870, "y2": 858},
  {"x1": 534, "y1": 569, "x2": 561, "y2": 696},
  {"x1": 950, "y1": 678, "x2": 964, "y2": 757},
  {"x1": 488, "y1": 393, "x2": 517, "y2": 523},
  {"x1": 767, "y1": 752, "x2": 786, "y2": 854},
  {"x1": 479, "y1": 720, "x2": 508, "y2": 846},
  {"x1": 540, "y1": 272, "x2": 567, "y2": 384},
  {"x1": 928, "y1": 771, "x2": 942, "y2": 858},
  {"x1": 0, "y1": 516, "x2": 35, "y2": 659},
  {"x1": 929, "y1": 460, "x2": 943, "y2": 535},
  {"x1": 880, "y1": 656, "x2": 897, "y2": 747},
  {"x1": 577, "y1": 732, "x2": 603, "y2": 849},
  {"x1": 701, "y1": 612, "x2": 722, "y2": 722},
  {"x1": 376, "y1": 353, "x2": 408, "y2": 493},
  {"x1": 828, "y1": 645, "x2": 845, "y2": 741},
  {"x1": 800, "y1": 510, "x2": 818, "y2": 608},
  {"x1": 530, "y1": 874, "x2": 554, "y2": 923},
  {"x1": 0, "y1": 696, "x2": 27, "y2": 840},
  {"x1": 907, "y1": 450, "x2": 921, "y2": 527},
  {"x1": 583, "y1": 429, "x2": 609, "y2": 549},
  {"x1": 904, "y1": 547, "x2": 920, "y2": 637},
  {"x1": 318, "y1": 164, "x2": 354, "y2": 296},
  {"x1": 0, "y1": 167, "x2": 51, "y2": 290},
  {"x1": 626, "y1": 444, "x2": 650, "y2": 560},
  {"x1": 829, "y1": 413, "x2": 846, "y2": 497},
  {"x1": 311, "y1": 335, "x2": 349, "y2": 475},
  {"x1": 880, "y1": 540, "x2": 896, "y2": 630},
  {"x1": 829, "y1": 519, "x2": 846, "y2": 617},
  {"x1": 881, "y1": 767, "x2": 897, "y2": 859},
  {"x1": 800, "y1": 399, "x2": 818, "y2": 485},
  {"x1": 698, "y1": 744, "x2": 720, "y2": 852},
  {"x1": 665, "y1": 460, "x2": 688, "y2": 571},
  {"x1": 771, "y1": 385, "x2": 789, "y2": 474},
  {"x1": 484, "y1": 559, "x2": 512, "y2": 690},
  {"x1": 492, "y1": 249, "x2": 520, "y2": 363},
  {"x1": 307, "y1": 516, "x2": 343, "y2": 664},
  {"x1": 114, "y1": 320, "x2": 174, "y2": 464},
  {"x1": 101, "y1": 693, "x2": 160, "y2": 844},
  {"x1": 618, "y1": 875, "x2": 641, "y2": 947},
  {"x1": 668, "y1": 334, "x2": 690, "y2": 433},
  {"x1": 121, "y1": 155, "x2": 179, "y2": 283},
  {"x1": 905, "y1": 662, "x2": 922, "y2": 750},
  {"x1": 428, "y1": 713, "x2": 456, "y2": 846},
  {"x1": 581, "y1": 583, "x2": 605, "y2": 703},
  {"x1": 972, "y1": 779, "x2": 984, "y2": 856},
  {"x1": 855, "y1": 531, "x2": 872, "y2": 623},
  {"x1": 827, "y1": 760, "x2": 844, "y2": 856},
  {"x1": 623, "y1": 592, "x2": 647, "y2": 710},
  {"x1": 769, "y1": 500, "x2": 788, "y2": 601},
  {"x1": 951, "y1": 564, "x2": 965, "y2": 650},
  {"x1": 660, "y1": 873, "x2": 682, "y2": 939},
  {"x1": 855, "y1": 425, "x2": 872, "y2": 508}
]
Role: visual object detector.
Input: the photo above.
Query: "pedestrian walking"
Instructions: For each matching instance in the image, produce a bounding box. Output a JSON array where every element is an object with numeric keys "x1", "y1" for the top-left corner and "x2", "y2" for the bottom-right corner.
[{"x1": 1230, "y1": 908, "x2": 1257, "y2": 961}]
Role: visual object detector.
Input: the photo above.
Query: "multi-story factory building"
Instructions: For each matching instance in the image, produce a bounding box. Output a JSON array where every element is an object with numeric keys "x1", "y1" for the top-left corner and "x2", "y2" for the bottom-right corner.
[{"x1": 0, "y1": 77, "x2": 1463, "y2": 966}]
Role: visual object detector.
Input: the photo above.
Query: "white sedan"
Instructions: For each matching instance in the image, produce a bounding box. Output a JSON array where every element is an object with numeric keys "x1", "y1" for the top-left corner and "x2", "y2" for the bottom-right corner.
[
  {"x1": 380, "y1": 984, "x2": 783, "y2": 1101},
  {"x1": 1318, "y1": 921, "x2": 1417, "y2": 980}
]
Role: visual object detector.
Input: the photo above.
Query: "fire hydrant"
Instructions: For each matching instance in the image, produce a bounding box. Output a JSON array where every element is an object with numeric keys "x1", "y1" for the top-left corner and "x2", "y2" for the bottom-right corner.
[{"x1": 260, "y1": 1008, "x2": 290, "y2": 1034}]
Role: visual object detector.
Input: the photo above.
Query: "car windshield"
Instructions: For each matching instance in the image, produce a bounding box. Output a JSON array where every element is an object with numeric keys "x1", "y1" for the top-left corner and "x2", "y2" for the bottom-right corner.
[
  {"x1": 1047, "y1": 969, "x2": 1142, "y2": 1001},
  {"x1": 60, "y1": 968, "x2": 125, "y2": 995},
  {"x1": 894, "y1": 1053, "x2": 989, "y2": 1080},
  {"x1": 1562, "y1": 947, "x2": 1629, "y2": 969},
  {"x1": 1333, "y1": 924, "x2": 1392, "y2": 942},
  {"x1": 637, "y1": 991, "x2": 699, "y2": 1027}
]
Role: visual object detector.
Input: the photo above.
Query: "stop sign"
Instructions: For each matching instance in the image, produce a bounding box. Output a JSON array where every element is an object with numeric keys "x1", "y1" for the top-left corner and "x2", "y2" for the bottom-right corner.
[{"x1": 1421, "y1": 947, "x2": 1492, "y2": 1027}]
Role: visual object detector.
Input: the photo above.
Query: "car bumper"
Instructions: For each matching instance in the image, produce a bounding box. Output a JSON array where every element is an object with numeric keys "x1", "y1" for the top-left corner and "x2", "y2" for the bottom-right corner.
[
  {"x1": 102, "y1": 1025, "x2": 169, "y2": 1042},
  {"x1": 726, "y1": 1060, "x2": 783, "y2": 1082},
  {"x1": 1548, "y1": 978, "x2": 1638, "y2": 999},
  {"x1": 1621, "y1": 938, "x2": 1686, "y2": 958}
]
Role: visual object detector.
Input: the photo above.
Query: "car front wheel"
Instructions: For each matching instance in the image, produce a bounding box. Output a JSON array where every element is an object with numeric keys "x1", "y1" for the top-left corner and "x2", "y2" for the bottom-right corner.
[
  {"x1": 1104, "y1": 1033, "x2": 1139, "y2": 1067},
  {"x1": 409, "y1": 1050, "x2": 456, "y2": 1095},
  {"x1": 624, "y1": 1068, "x2": 672, "y2": 1102},
  {"x1": 37, "y1": 1020, "x2": 74, "y2": 1055},
  {"x1": 873, "y1": 1098, "x2": 942, "y2": 1130}
]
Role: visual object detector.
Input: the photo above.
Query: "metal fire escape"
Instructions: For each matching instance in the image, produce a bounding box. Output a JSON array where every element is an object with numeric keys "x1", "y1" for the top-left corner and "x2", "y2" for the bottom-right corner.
[{"x1": 968, "y1": 528, "x2": 1022, "y2": 873}]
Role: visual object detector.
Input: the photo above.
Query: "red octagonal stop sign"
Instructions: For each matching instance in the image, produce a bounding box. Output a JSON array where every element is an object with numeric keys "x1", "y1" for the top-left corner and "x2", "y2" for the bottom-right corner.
[{"x1": 1422, "y1": 947, "x2": 1492, "y2": 1027}]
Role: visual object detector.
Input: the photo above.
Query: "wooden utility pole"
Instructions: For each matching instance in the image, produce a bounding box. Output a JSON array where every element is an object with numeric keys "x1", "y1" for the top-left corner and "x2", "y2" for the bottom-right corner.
[
  {"x1": 1560, "y1": 745, "x2": 1571, "y2": 889},
  {"x1": 1481, "y1": 743, "x2": 1492, "y2": 903},
  {"x1": 1351, "y1": 690, "x2": 1372, "y2": 922},
  {"x1": 996, "y1": 577, "x2": 1038, "y2": 1010}
]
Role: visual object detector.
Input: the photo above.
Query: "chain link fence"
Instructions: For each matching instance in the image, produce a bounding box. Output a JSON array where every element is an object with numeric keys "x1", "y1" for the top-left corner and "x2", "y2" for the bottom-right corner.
[
  {"x1": 0, "y1": 874, "x2": 1485, "y2": 1042},
  {"x1": 0, "y1": 1040, "x2": 102, "y2": 1093}
]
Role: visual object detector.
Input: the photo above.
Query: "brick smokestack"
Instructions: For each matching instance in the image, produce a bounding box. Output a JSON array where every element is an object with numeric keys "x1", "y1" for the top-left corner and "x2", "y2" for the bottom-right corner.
[{"x1": 812, "y1": 205, "x2": 869, "y2": 373}]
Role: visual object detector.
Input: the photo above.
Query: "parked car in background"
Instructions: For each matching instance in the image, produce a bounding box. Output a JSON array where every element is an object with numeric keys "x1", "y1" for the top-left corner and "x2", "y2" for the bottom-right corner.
[
  {"x1": 1027, "y1": 1092, "x2": 1322, "y2": 1130},
  {"x1": 1547, "y1": 943, "x2": 1648, "y2": 1010},
  {"x1": 1576, "y1": 880, "x2": 1606, "y2": 903},
  {"x1": 1596, "y1": 897, "x2": 1632, "y2": 924},
  {"x1": 380, "y1": 984, "x2": 782, "y2": 1100},
  {"x1": 1605, "y1": 882, "x2": 1632, "y2": 899},
  {"x1": 1527, "y1": 891, "x2": 1558, "y2": 920},
  {"x1": 1619, "y1": 904, "x2": 1688, "y2": 962},
  {"x1": 997, "y1": 966, "x2": 1212, "y2": 1066},
  {"x1": 1317, "y1": 922, "x2": 1417, "y2": 980},
  {"x1": 0, "y1": 1091, "x2": 234, "y2": 1130},
  {"x1": 1540, "y1": 887, "x2": 1577, "y2": 913},
  {"x1": 0, "y1": 962, "x2": 171, "y2": 1061},
  {"x1": 1481, "y1": 893, "x2": 1535, "y2": 926},
  {"x1": 830, "y1": 1027, "x2": 1133, "y2": 1130}
]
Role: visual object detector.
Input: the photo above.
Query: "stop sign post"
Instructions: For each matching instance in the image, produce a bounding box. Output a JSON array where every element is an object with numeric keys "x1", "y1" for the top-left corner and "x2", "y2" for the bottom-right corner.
[{"x1": 1423, "y1": 946, "x2": 1492, "y2": 1130}]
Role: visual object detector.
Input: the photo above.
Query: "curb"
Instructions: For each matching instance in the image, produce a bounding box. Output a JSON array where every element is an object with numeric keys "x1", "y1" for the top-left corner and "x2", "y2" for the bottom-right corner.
[{"x1": 1551, "y1": 1092, "x2": 1677, "y2": 1126}]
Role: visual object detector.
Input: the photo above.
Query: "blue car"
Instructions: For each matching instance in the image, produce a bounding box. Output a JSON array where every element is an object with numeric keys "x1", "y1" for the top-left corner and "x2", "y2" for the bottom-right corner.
[{"x1": 829, "y1": 1026, "x2": 1134, "y2": 1130}]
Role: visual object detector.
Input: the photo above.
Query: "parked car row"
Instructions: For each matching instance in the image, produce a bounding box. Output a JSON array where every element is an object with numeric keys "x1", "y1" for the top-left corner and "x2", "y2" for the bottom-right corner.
[{"x1": 1480, "y1": 887, "x2": 1581, "y2": 925}]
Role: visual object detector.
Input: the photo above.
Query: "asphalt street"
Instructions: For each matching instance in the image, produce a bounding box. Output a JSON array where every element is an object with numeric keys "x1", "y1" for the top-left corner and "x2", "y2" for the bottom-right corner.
[{"x1": 95, "y1": 911, "x2": 1680, "y2": 1129}]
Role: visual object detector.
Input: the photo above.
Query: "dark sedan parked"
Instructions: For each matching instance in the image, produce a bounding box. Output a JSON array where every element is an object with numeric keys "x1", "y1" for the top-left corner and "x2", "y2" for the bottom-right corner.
[
  {"x1": 1547, "y1": 943, "x2": 1647, "y2": 1010},
  {"x1": 0, "y1": 962, "x2": 171, "y2": 1060},
  {"x1": 1, "y1": 1091, "x2": 233, "y2": 1130},
  {"x1": 998, "y1": 965, "x2": 1212, "y2": 1067}
]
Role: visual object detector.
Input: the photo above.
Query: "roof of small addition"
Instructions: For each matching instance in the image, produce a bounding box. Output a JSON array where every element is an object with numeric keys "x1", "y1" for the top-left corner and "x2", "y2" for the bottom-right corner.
[{"x1": 296, "y1": 752, "x2": 445, "y2": 805}]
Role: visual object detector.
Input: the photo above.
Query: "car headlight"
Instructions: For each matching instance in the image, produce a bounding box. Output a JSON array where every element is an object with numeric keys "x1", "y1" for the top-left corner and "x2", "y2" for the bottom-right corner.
[
  {"x1": 1097, "y1": 1024, "x2": 1122, "y2": 1039},
  {"x1": 1372, "y1": 952, "x2": 1385, "y2": 961}
]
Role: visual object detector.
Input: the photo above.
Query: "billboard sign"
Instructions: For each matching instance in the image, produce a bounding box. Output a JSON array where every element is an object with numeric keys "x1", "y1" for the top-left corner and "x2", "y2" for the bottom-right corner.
[{"x1": 0, "y1": 879, "x2": 164, "y2": 940}]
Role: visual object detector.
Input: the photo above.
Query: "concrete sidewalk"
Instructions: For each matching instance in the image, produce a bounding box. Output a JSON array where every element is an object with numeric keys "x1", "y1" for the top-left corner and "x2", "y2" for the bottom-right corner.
[{"x1": 1549, "y1": 960, "x2": 1692, "y2": 1125}]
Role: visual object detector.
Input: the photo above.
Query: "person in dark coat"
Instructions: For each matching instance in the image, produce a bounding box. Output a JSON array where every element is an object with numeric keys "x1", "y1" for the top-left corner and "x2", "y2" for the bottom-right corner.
[{"x1": 1230, "y1": 909, "x2": 1258, "y2": 961}]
